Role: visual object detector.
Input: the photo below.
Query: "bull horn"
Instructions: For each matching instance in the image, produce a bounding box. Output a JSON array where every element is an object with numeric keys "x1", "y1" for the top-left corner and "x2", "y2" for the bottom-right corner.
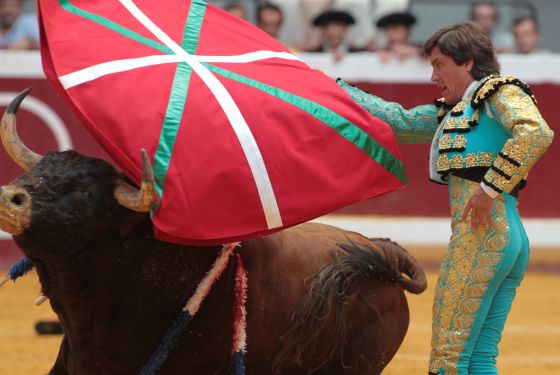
[
  {"x1": 35, "y1": 294, "x2": 48, "y2": 306},
  {"x1": 0, "y1": 274, "x2": 10, "y2": 287},
  {"x1": 113, "y1": 149, "x2": 158, "y2": 212},
  {"x1": 1, "y1": 88, "x2": 43, "y2": 171}
]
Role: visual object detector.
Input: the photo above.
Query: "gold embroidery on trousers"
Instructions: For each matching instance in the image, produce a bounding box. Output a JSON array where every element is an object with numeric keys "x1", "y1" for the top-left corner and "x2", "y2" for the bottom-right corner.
[{"x1": 428, "y1": 176, "x2": 510, "y2": 375}]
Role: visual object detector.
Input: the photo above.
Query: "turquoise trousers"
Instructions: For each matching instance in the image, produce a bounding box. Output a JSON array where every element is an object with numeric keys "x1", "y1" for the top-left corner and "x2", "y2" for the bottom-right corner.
[{"x1": 429, "y1": 176, "x2": 530, "y2": 375}]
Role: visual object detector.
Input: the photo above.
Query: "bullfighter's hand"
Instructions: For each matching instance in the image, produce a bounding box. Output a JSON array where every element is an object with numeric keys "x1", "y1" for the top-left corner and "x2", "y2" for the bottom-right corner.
[{"x1": 461, "y1": 186, "x2": 494, "y2": 229}]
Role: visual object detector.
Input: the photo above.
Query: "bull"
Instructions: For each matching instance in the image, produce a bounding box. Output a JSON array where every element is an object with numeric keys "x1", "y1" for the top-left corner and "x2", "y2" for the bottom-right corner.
[{"x1": 0, "y1": 90, "x2": 427, "y2": 375}]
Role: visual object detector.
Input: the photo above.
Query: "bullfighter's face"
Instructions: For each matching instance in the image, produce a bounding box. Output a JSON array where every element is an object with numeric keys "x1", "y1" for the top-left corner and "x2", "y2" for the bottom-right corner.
[{"x1": 429, "y1": 46, "x2": 474, "y2": 105}]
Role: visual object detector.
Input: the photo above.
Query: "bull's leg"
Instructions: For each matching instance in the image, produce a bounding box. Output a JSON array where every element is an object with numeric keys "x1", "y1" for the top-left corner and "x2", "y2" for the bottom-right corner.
[
  {"x1": 48, "y1": 336, "x2": 69, "y2": 375},
  {"x1": 339, "y1": 279, "x2": 410, "y2": 375}
]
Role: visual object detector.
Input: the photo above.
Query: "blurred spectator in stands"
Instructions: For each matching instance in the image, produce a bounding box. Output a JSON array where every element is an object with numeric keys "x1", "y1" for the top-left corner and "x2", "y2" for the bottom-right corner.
[
  {"x1": 512, "y1": 16, "x2": 545, "y2": 54},
  {"x1": 298, "y1": 0, "x2": 385, "y2": 52},
  {"x1": 223, "y1": 2, "x2": 247, "y2": 20},
  {"x1": 369, "y1": 12, "x2": 420, "y2": 62},
  {"x1": 306, "y1": 9, "x2": 364, "y2": 62},
  {"x1": 299, "y1": 0, "x2": 331, "y2": 51},
  {"x1": 470, "y1": 1, "x2": 514, "y2": 52},
  {"x1": 256, "y1": 2, "x2": 283, "y2": 39},
  {"x1": 0, "y1": 0, "x2": 39, "y2": 50}
]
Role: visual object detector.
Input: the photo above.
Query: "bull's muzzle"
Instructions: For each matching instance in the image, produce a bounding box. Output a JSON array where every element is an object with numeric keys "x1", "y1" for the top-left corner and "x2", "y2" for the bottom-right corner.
[{"x1": 0, "y1": 185, "x2": 32, "y2": 235}]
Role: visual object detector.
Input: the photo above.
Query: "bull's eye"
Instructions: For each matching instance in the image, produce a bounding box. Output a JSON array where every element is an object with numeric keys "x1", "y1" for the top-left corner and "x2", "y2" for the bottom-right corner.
[{"x1": 11, "y1": 193, "x2": 26, "y2": 206}]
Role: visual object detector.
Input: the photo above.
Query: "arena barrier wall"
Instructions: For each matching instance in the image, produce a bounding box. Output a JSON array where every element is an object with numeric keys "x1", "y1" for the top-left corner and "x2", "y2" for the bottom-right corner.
[{"x1": 0, "y1": 51, "x2": 558, "y2": 265}]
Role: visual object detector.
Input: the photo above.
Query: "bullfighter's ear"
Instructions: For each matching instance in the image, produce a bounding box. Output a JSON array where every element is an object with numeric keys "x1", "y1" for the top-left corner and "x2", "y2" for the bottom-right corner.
[
  {"x1": 1, "y1": 88, "x2": 43, "y2": 171},
  {"x1": 113, "y1": 149, "x2": 158, "y2": 212}
]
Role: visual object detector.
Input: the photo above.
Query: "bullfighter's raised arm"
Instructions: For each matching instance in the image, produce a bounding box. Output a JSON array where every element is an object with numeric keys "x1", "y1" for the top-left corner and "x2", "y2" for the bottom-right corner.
[{"x1": 337, "y1": 79, "x2": 449, "y2": 144}]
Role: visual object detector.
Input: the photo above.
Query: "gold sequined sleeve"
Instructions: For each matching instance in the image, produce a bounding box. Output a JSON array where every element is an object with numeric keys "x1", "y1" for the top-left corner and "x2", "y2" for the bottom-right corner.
[
  {"x1": 337, "y1": 79, "x2": 443, "y2": 144},
  {"x1": 482, "y1": 84, "x2": 554, "y2": 194}
]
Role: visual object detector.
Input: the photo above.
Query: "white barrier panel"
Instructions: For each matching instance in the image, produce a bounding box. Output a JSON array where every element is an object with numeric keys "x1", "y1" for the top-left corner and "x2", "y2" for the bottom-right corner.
[
  {"x1": 312, "y1": 216, "x2": 560, "y2": 247},
  {"x1": 3, "y1": 50, "x2": 560, "y2": 83}
]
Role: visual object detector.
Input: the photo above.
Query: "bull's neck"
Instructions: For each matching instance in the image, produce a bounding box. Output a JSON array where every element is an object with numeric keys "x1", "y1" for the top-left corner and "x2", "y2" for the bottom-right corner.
[{"x1": 30, "y1": 217, "x2": 224, "y2": 370}]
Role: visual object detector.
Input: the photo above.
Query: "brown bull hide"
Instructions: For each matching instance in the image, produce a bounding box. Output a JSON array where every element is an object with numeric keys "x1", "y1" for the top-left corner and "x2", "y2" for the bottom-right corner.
[{"x1": 37, "y1": 218, "x2": 424, "y2": 375}]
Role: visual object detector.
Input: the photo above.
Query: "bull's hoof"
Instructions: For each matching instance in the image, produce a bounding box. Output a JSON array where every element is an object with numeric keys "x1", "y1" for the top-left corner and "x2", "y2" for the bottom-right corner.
[{"x1": 35, "y1": 320, "x2": 63, "y2": 335}]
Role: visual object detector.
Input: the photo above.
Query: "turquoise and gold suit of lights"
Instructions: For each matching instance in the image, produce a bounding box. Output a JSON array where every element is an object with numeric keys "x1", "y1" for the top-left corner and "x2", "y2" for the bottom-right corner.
[{"x1": 338, "y1": 76, "x2": 554, "y2": 375}]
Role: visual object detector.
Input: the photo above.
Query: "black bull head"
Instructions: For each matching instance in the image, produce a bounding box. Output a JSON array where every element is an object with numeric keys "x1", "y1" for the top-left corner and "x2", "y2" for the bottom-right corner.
[
  {"x1": 0, "y1": 90, "x2": 427, "y2": 375},
  {"x1": 0, "y1": 89, "x2": 157, "y2": 238}
]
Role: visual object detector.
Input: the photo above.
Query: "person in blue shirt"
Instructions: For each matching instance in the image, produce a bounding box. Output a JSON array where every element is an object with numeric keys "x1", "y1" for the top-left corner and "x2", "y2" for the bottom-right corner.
[{"x1": 0, "y1": 0, "x2": 39, "y2": 50}]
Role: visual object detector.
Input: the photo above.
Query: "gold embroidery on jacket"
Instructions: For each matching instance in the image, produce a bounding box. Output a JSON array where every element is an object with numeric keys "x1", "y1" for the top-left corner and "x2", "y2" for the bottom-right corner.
[
  {"x1": 450, "y1": 101, "x2": 467, "y2": 116},
  {"x1": 493, "y1": 157, "x2": 517, "y2": 177},
  {"x1": 439, "y1": 135, "x2": 467, "y2": 151},
  {"x1": 484, "y1": 169, "x2": 511, "y2": 192},
  {"x1": 481, "y1": 83, "x2": 554, "y2": 193},
  {"x1": 443, "y1": 117, "x2": 471, "y2": 132},
  {"x1": 471, "y1": 75, "x2": 537, "y2": 108},
  {"x1": 437, "y1": 152, "x2": 494, "y2": 174}
]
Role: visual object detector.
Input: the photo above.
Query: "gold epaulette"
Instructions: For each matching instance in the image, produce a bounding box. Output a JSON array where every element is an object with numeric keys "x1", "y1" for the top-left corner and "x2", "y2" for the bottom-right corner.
[
  {"x1": 434, "y1": 97, "x2": 452, "y2": 108},
  {"x1": 471, "y1": 75, "x2": 537, "y2": 109},
  {"x1": 434, "y1": 98, "x2": 453, "y2": 123}
]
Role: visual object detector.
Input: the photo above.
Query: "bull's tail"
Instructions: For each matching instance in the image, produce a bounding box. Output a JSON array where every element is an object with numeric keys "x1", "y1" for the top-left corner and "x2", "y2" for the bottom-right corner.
[
  {"x1": 273, "y1": 238, "x2": 425, "y2": 373},
  {"x1": 368, "y1": 237, "x2": 427, "y2": 295}
]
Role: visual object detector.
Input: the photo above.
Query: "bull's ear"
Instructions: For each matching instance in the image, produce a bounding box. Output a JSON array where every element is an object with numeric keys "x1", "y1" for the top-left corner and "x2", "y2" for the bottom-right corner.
[
  {"x1": 114, "y1": 149, "x2": 157, "y2": 212},
  {"x1": 1, "y1": 88, "x2": 43, "y2": 171}
]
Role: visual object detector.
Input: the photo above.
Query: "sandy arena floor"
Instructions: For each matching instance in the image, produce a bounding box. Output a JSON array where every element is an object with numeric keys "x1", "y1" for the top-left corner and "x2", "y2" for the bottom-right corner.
[{"x1": 1, "y1": 262, "x2": 559, "y2": 374}]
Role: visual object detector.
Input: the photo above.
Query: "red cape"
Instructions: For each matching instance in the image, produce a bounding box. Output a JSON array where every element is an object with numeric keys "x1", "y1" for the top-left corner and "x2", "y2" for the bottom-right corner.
[{"x1": 38, "y1": 0, "x2": 406, "y2": 244}]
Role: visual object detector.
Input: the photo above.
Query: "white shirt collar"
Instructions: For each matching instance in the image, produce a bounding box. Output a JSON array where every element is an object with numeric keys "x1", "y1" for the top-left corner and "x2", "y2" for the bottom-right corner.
[
  {"x1": 463, "y1": 80, "x2": 479, "y2": 100},
  {"x1": 428, "y1": 79, "x2": 479, "y2": 185}
]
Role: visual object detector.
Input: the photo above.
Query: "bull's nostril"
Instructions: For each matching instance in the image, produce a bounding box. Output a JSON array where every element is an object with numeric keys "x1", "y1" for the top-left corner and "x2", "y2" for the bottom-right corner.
[{"x1": 11, "y1": 193, "x2": 26, "y2": 206}]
